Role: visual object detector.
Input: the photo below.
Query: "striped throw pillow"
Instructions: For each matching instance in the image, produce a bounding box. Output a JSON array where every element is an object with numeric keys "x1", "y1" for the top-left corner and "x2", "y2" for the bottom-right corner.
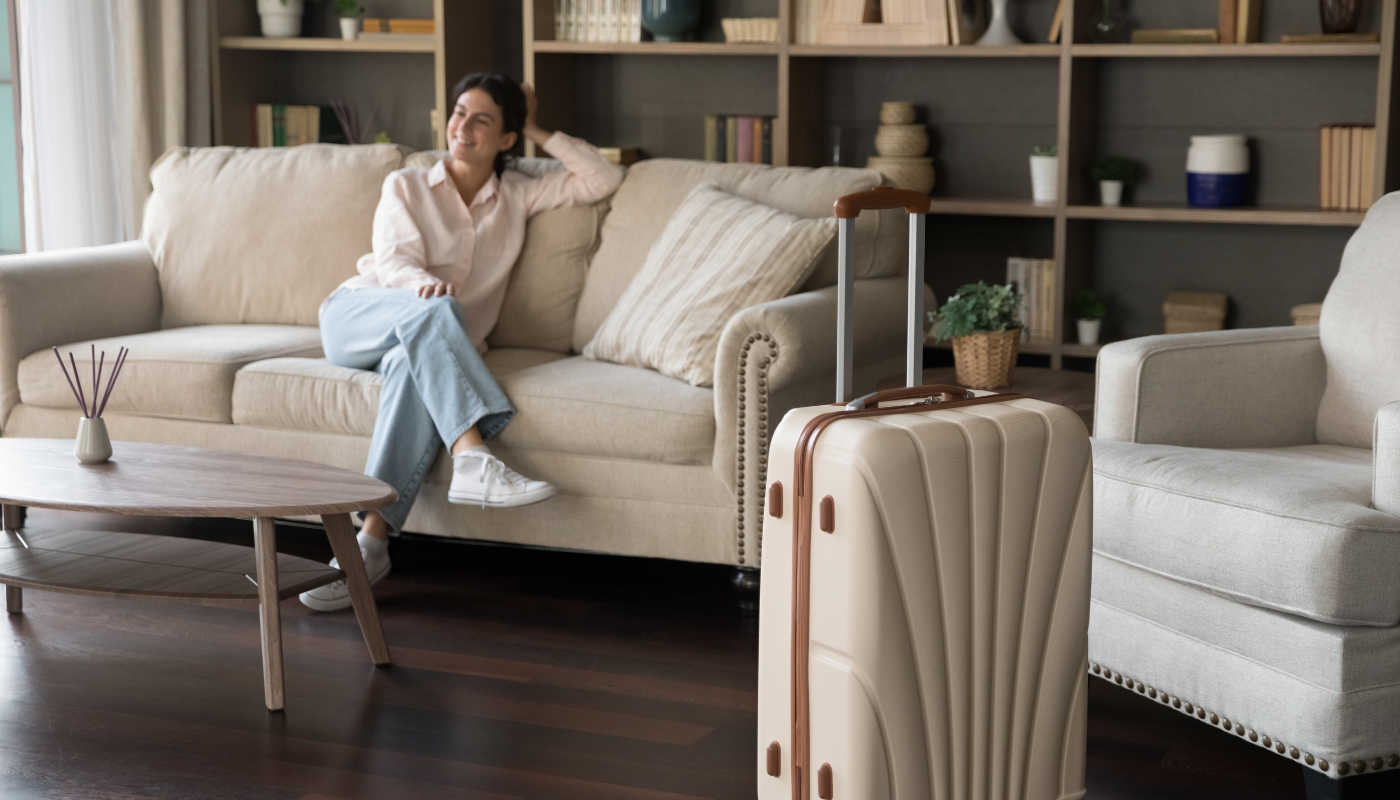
[{"x1": 583, "y1": 182, "x2": 837, "y2": 387}]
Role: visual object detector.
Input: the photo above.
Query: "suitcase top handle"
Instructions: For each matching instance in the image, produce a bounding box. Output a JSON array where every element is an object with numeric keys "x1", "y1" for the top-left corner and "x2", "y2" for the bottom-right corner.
[{"x1": 833, "y1": 186, "x2": 931, "y2": 218}]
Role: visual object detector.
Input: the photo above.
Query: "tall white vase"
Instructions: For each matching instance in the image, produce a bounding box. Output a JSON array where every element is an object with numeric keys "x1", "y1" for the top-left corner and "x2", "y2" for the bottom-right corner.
[{"x1": 977, "y1": 0, "x2": 1023, "y2": 45}]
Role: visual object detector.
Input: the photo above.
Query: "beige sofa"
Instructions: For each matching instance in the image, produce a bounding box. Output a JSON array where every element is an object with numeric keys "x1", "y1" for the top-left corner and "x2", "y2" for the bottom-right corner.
[{"x1": 0, "y1": 143, "x2": 915, "y2": 570}]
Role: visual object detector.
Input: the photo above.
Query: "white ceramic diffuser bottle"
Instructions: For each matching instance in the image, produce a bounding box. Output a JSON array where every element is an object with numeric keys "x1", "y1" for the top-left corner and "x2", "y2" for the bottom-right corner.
[{"x1": 74, "y1": 417, "x2": 112, "y2": 465}]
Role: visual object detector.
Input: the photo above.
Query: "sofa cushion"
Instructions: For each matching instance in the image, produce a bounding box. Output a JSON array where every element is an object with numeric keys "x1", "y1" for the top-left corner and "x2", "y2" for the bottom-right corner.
[
  {"x1": 572, "y1": 159, "x2": 903, "y2": 353},
  {"x1": 20, "y1": 325, "x2": 323, "y2": 423},
  {"x1": 1094, "y1": 440, "x2": 1400, "y2": 626},
  {"x1": 1318, "y1": 193, "x2": 1400, "y2": 448},
  {"x1": 142, "y1": 143, "x2": 407, "y2": 328},
  {"x1": 404, "y1": 153, "x2": 609, "y2": 354},
  {"x1": 231, "y1": 348, "x2": 565, "y2": 437}
]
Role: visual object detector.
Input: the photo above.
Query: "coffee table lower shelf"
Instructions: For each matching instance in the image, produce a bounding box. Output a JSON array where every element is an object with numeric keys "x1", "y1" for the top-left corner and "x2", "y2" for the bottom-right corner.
[{"x1": 0, "y1": 528, "x2": 342, "y2": 607}]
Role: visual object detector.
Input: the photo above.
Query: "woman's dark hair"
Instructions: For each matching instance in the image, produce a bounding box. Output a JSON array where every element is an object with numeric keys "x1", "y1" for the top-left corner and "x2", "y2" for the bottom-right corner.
[{"x1": 451, "y1": 72, "x2": 527, "y2": 177}]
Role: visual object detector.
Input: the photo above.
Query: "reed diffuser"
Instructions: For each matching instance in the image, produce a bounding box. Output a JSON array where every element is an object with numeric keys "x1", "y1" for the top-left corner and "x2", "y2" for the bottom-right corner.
[{"x1": 53, "y1": 345, "x2": 129, "y2": 464}]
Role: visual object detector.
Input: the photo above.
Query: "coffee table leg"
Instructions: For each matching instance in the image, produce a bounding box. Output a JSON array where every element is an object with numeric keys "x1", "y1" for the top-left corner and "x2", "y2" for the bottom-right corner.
[
  {"x1": 3, "y1": 505, "x2": 21, "y2": 614},
  {"x1": 322, "y1": 513, "x2": 391, "y2": 665},
  {"x1": 253, "y1": 516, "x2": 285, "y2": 711}
]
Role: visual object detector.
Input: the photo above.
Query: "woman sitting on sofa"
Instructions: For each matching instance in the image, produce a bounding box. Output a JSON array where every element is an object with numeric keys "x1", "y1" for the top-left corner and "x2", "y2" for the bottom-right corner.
[{"x1": 299, "y1": 73, "x2": 625, "y2": 612}]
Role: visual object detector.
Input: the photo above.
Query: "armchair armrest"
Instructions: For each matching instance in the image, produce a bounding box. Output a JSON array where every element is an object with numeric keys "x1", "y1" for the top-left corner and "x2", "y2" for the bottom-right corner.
[
  {"x1": 1095, "y1": 326, "x2": 1326, "y2": 448},
  {"x1": 1374, "y1": 403, "x2": 1400, "y2": 516},
  {"x1": 713, "y1": 276, "x2": 923, "y2": 567},
  {"x1": 0, "y1": 242, "x2": 161, "y2": 428}
]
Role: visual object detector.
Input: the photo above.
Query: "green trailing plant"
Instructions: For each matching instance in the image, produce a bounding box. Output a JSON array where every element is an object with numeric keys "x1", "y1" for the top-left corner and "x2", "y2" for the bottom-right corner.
[
  {"x1": 333, "y1": 0, "x2": 365, "y2": 16},
  {"x1": 1031, "y1": 144, "x2": 1058, "y2": 158},
  {"x1": 1073, "y1": 288, "x2": 1107, "y2": 321},
  {"x1": 1091, "y1": 156, "x2": 1136, "y2": 184},
  {"x1": 931, "y1": 282, "x2": 1023, "y2": 342}
]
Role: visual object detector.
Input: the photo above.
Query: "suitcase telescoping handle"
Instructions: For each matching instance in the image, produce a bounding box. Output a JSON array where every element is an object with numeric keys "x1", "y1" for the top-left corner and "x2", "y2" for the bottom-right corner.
[{"x1": 833, "y1": 187, "x2": 931, "y2": 403}]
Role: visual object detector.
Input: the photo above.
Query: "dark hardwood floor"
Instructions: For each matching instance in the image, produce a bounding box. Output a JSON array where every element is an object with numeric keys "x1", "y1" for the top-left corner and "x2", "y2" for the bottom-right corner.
[{"x1": 0, "y1": 510, "x2": 1308, "y2": 799}]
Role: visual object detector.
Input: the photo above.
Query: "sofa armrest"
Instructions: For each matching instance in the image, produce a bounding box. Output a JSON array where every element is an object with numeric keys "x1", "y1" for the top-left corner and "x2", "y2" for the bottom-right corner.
[
  {"x1": 1095, "y1": 326, "x2": 1326, "y2": 448},
  {"x1": 1374, "y1": 402, "x2": 1400, "y2": 516},
  {"x1": 0, "y1": 242, "x2": 162, "y2": 428},
  {"x1": 713, "y1": 276, "x2": 921, "y2": 567}
]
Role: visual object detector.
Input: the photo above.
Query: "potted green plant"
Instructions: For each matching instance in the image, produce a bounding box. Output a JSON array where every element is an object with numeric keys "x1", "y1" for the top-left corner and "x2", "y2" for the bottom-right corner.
[
  {"x1": 1030, "y1": 144, "x2": 1058, "y2": 203},
  {"x1": 931, "y1": 281, "x2": 1023, "y2": 389},
  {"x1": 335, "y1": 0, "x2": 365, "y2": 39},
  {"x1": 1073, "y1": 287, "x2": 1107, "y2": 345},
  {"x1": 1091, "y1": 157, "x2": 1136, "y2": 207}
]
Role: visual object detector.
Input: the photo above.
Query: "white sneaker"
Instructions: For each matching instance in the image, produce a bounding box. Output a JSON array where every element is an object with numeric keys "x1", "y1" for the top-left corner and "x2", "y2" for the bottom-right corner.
[
  {"x1": 448, "y1": 447, "x2": 557, "y2": 507},
  {"x1": 299, "y1": 544, "x2": 391, "y2": 612}
]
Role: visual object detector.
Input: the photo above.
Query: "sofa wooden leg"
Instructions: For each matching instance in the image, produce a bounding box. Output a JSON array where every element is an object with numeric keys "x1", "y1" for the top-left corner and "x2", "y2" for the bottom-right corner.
[
  {"x1": 732, "y1": 566, "x2": 760, "y2": 614},
  {"x1": 1305, "y1": 766, "x2": 1400, "y2": 799}
]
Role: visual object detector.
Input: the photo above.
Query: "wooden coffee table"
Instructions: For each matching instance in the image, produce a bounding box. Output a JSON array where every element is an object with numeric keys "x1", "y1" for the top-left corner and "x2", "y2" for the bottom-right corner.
[{"x1": 0, "y1": 439, "x2": 398, "y2": 711}]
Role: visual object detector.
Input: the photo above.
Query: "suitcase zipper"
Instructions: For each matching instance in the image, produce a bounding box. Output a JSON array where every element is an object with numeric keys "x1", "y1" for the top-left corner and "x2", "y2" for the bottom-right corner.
[{"x1": 787, "y1": 389, "x2": 1022, "y2": 800}]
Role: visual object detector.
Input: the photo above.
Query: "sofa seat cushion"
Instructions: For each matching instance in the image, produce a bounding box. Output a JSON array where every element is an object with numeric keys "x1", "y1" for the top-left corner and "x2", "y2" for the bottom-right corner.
[
  {"x1": 19, "y1": 325, "x2": 323, "y2": 424},
  {"x1": 1094, "y1": 440, "x2": 1400, "y2": 626},
  {"x1": 493, "y1": 356, "x2": 715, "y2": 464},
  {"x1": 232, "y1": 348, "x2": 566, "y2": 437}
]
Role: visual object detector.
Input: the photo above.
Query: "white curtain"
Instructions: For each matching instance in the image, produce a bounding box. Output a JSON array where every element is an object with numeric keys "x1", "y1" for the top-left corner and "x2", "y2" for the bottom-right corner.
[{"x1": 17, "y1": 0, "x2": 210, "y2": 252}]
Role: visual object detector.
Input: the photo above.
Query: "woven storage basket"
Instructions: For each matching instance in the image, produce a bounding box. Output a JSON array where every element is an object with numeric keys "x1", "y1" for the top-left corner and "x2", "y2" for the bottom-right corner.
[
  {"x1": 721, "y1": 17, "x2": 779, "y2": 42},
  {"x1": 1291, "y1": 302, "x2": 1323, "y2": 326},
  {"x1": 1163, "y1": 290, "x2": 1227, "y2": 334},
  {"x1": 951, "y1": 329, "x2": 1021, "y2": 390},
  {"x1": 867, "y1": 156, "x2": 935, "y2": 193},
  {"x1": 880, "y1": 102, "x2": 916, "y2": 124},
  {"x1": 875, "y1": 124, "x2": 929, "y2": 157}
]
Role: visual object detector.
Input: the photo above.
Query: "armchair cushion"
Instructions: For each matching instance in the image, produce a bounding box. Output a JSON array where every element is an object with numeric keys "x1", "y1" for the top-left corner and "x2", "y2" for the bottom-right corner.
[
  {"x1": 1094, "y1": 440, "x2": 1400, "y2": 626},
  {"x1": 20, "y1": 325, "x2": 323, "y2": 424}
]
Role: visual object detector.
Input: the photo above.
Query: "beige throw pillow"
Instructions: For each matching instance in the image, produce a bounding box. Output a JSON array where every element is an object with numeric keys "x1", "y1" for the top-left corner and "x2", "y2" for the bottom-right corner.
[{"x1": 583, "y1": 182, "x2": 836, "y2": 387}]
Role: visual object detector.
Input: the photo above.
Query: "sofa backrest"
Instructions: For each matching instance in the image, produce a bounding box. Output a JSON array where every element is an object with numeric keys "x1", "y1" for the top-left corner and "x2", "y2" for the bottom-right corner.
[
  {"x1": 570, "y1": 159, "x2": 904, "y2": 354},
  {"x1": 404, "y1": 152, "x2": 609, "y2": 354},
  {"x1": 143, "y1": 144, "x2": 407, "y2": 328},
  {"x1": 1317, "y1": 191, "x2": 1400, "y2": 448}
]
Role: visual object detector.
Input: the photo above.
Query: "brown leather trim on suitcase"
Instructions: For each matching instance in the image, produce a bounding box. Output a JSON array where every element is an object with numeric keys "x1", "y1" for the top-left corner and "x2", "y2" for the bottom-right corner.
[{"x1": 788, "y1": 389, "x2": 1023, "y2": 800}]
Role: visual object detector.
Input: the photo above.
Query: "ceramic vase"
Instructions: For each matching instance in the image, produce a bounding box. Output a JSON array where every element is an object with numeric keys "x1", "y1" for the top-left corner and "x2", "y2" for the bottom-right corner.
[
  {"x1": 977, "y1": 0, "x2": 1022, "y2": 45},
  {"x1": 1187, "y1": 134, "x2": 1249, "y2": 208},
  {"x1": 1100, "y1": 179, "x2": 1124, "y2": 206},
  {"x1": 1030, "y1": 155, "x2": 1058, "y2": 203},
  {"x1": 257, "y1": 0, "x2": 303, "y2": 38},
  {"x1": 340, "y1": 17, "x2": 360, "y2": 40},
  {"x1": 75, "y1": 417, "x2": 112, "y2": 465},
  {"x1": 642, "y1": 0, "x2": 700, "y2": 42},
  {"x1": 1077, "y1": 318, "x2": 1102, "y2": 346},
  {"x1": 1320, "y1": 0, "x2": 1362, "y2": 34}
]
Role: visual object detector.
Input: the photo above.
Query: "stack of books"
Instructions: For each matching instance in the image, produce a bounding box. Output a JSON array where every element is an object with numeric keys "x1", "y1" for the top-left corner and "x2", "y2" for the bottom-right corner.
[
  {"x1": 553, "y1": 0, "x2": 642, "y2": 43},
  {"x1": 1006, "y1": 258, "x2": 1055, "y2": 342},
  {"x1": 1320, "y1": 124, "x2": 1376, "y2": 211},
  {"x1": 254, "y1": 105, "x2": 329, "y2": 148},
  {"x1": 362, "y1": 18, "x2": 435, "y2": 40},
  {"x1": 704, "y1": 116, "x2": 774, "y2": 164}
]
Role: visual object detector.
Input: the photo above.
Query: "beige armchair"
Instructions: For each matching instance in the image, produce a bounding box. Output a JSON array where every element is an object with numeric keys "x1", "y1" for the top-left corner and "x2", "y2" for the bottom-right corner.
[{"x1": 1090, "y1": 194, "x2": 1400, "y2": 799}]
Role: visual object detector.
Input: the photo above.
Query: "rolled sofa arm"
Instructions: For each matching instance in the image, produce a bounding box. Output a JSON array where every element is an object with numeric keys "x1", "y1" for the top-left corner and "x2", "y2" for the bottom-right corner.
[
  {"x1": 1374, "y1": 402, "x2": 1400, "y2": 517},
  {"x1": 0, "y1": 242, "x2": 162, "y2": 429},
  {"x1": 1095, "y1": 326, "x2": 1326, "y2": 448},
  {"x1": 713, "y1": 275, "x2": 927, "y2": 568}
]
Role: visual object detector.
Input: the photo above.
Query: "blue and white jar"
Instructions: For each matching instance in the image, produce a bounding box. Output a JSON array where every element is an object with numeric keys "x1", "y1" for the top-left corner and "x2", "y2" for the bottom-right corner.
[{"x1": 1187, "y1": 135, "x2": 1250, "y2": 208}]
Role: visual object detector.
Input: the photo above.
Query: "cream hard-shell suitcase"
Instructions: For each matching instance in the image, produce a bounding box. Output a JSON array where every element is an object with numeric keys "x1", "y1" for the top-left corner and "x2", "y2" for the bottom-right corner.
[{"x1": 756, "y1": 188, "x2": 1093, "y2": 800}]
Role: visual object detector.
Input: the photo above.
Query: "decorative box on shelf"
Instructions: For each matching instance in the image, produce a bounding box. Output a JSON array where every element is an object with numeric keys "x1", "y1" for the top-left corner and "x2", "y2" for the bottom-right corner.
[
  {"x1": 721, "y1": 18, "x2": 779, "y2": 43},
  {"x1": 1163, "y1": 290, "x2": 1228, "y2": 334},
  {"x1": 1291, "y1": 302, "x2": 1323, "y2": 326}
]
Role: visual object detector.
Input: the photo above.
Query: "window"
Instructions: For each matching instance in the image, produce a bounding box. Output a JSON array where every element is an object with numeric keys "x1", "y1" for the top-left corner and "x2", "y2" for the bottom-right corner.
[{"x1": 0, "y1": 0, "x2": 19, "y2": 253}]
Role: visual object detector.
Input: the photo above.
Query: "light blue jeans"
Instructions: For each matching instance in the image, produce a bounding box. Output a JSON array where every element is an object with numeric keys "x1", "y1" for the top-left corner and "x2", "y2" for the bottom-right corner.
[{"x1": 320, "y1": 288, "x2": 515, "y2": 532}]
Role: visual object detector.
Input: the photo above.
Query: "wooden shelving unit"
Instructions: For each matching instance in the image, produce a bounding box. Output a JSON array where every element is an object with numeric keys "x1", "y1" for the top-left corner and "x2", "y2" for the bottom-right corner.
[
  {"x1": 211, "y1": 0, "x2": 492, "y2": 151},
  {"x1": 518, "y1": 0, "x2": 1397, "y2": 368}
]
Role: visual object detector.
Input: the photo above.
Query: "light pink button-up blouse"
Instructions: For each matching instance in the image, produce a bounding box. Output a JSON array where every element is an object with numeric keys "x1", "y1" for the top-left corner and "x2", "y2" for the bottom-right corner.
[{"x1": 330, "y1": 131, "x2": 625, "y2": 351}]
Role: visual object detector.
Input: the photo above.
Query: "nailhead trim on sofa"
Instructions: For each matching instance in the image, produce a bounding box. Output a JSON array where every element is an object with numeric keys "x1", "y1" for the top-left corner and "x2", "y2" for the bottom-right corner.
[
  {"x1": 735, "y1": 332, "x2": 776, "y2": 567},
  {"x1": 1089, "y1": 662, "x2": 1400, "y2": 777}
]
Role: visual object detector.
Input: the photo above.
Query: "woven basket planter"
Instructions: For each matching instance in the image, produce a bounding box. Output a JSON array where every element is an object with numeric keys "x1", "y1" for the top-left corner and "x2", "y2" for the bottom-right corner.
[
  {"x1": 951, "y1": 328, "x2": 1021, "y2": 390},
  {"x1": 721, "y1": 17, "x2": 779, "y2": 42}
]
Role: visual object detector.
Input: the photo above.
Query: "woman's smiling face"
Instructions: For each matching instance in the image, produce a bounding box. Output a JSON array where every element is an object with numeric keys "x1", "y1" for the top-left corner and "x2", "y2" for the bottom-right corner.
[{"x1": 448, "y1": 88, "x2": 517, "y2": 168}]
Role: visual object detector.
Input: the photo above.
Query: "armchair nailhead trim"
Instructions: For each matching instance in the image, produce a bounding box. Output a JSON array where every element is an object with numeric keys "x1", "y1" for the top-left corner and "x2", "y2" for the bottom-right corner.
[
  {"x1": 735, "y1": 333, "x2": 776, "y2": 567},
  {"x1": 1091, "y1": 664, "x2": 1400, "y2": 779}
]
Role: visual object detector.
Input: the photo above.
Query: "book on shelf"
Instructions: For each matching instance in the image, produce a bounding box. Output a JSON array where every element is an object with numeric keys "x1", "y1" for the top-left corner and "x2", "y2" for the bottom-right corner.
[
  {"x1": 1281, "y1": 33, "x2": 1380, "y2": 43},
  {"x1": 364, "y1": 19, "x2": 435, "y2": 34},
  {"x1": 704, "y1": 116, "x2": 774, "y2": 164},
  {"x1": 1047, "y1": 0, "x2": 1065, "y2": 43},
  {"x1": 552, "y1": 0, "x2": 641, "y2": 43},
  {"x1": 253, "y1": 104, "x2": 332, "y2": 148},
  {"x1": 1006, "y1": 258, "x2": 1055, "y2": 343},
  {"x1": 359, "y1": 32, "x2": 434, "y2": 41},
  {"x1": 1236, "y1": 0, "x2": 1260, "y2": 43},
  {"x1": 1319, "y1": 123, "x2": 1376, "y2": 211},
  {"x1": 1218, "y1": 0, "x2": 1237, "y2": 44},
  {"x1": 1131, "y1": 29, "x2": 1219, "y2": 44}
]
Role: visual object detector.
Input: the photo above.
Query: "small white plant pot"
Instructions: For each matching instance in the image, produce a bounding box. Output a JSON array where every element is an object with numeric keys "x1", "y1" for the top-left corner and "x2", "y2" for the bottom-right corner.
[
  {"x1": 340, "y1": 17, "x2": 360, "y2": 40},
  {"x1": 1030, "y1": 155, "x2": 1059, "y2": 204},
  {"x1": 1100, "y1": 180, "x2": 1124, "y2": 207},
  {"x1": 74, "y1": 417, "x2": 112, "y2": 465},
  {"x1": 257, "y1": 0, "x2": 304, "y2": 38},
  {"x1": 1077, "y1": 318, "x2": 1102, "y2": 346}
]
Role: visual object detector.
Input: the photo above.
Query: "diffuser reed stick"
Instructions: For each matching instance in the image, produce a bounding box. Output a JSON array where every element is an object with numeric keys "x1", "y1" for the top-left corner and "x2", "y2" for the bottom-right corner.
[{"x1": 53, "y1": 346, "x2": 129, "y2": 419}]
